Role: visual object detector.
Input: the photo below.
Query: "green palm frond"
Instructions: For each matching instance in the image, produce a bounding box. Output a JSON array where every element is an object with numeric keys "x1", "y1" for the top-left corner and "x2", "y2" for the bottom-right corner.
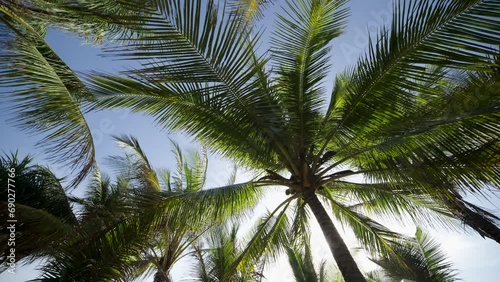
[
  {"x1": 223, "y1": 198, "x2": 294, "y2": 280},
  {"x1": 0, "y1": 153, "x2": 77, "y2": 268},
  {"x1": 69, "y1": 170, "x2": 132, "y2": 228},
  {"x1": 193, "y1": 224, "x2": 263, "y2": 282},
  {"x1": 372, "y1": 228, "x2": 460, "y2": 282},
  {"x1": 290, "y1": 198, "x2": 311, "y2": 244},
  {"x1": 0, "y1": 3, "x2": 95, "y2": 187},
  {"x1": 108, "y1": 134, "x2": 160, "y2": 191},
  {"x1": 228, "y1": 0, "x2": 274, "y2": 25},
  {"x1": 330, "y1": 181, "x2": 461, "y2": 230},
  {"x1": 39, "y1": 215, "x2": 156, "y2": 282},
  {"x1": 0, "y1": 203, "x2": 77, "y2": 270},
  {"x1": 271, "y1": 0, "x2": 348, "y2": 156},
  {"x1": 85, "y1": 0, "x2": 293, "y2": 171},
  {"x1": 319, "y1": 65, "x2": 499, "y2": 198},
  {"x1": 109, "y1": 136, "x2": 262, "y2": 225},
  {"x1": 168, "y1": 139, "x2": 208, "y2": 192},
  {"x1": 87, "y1": 72, "x2": 285, "y2": 171},
  {"x1": 331, "y1": 177, "x2": 499, "y2": 243},
  {"x1": 0, "y1": 0, "x2": 151, "y2": 44},
  {"x1": 317, "y1": 2, "x2": 500, "y2": 188},
  {"x1": 139, "y1": 182, "x2": 263, "y2": 229},
  {"x1": 321, "y1": 0, "x2": 500, "y2": 147},
  {"x1": 0, "y1": 153, "x2": 77, "y2": 224}
]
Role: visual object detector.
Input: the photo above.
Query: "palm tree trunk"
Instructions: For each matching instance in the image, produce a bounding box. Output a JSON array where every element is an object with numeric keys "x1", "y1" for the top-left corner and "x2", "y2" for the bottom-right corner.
[
  {"x1": 304, "y1": 192, "x2": 366, "y2": 282},
  {"x1": 154, "y1": 270, "x2": 171, "y2": 282}
]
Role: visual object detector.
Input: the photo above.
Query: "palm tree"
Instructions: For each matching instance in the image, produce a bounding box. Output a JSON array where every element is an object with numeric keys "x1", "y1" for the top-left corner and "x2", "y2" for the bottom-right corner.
[
  {"x1": 2, "y1": 0, "x2": 499, "y2": 281},
  {"x1": 371, "y1": 228, "x2": 460, "y2": 282},
  {"x1": 82, "y1": 1, "x2": 499, "y2": 281},
  {"x1": 106, "y1": 136, "x2": 256, "y2": 282},
  {"x1": 38, "y1": 135, "x2": 261, "y2": 281},
  {"x1": 0, "y1": 140, "x2": 259, "y2": 280},
  {"x1": 106, "y1": 136, "x2": 212, "y2": 282},
  {"x1": 192, "y1": 225, "x2": 265, "y2": 282},
  {"x1": 0, "y1": 153, "x2": 151, "y2": 280}
]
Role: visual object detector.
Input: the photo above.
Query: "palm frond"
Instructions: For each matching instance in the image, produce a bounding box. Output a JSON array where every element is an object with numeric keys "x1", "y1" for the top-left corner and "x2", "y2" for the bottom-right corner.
[
  {"x1": 0, "y1": 153, "x2": 77, "y2": 268},
  {"x1": 226, "y1": 197, "x2": 295, "y2": 280},
  {"x1": 70, "y1": 170, "x2": 132, "y2": 227},
  {"x1": 271, "y1": 0, "x2": 349, "y2": 157},
  {"x1": 39, "y1": 215, "x2": 156, "y2": 282},
  {"x1": 228, "y1": 0, "x2": 274, "y2": 26},
  {"x1": 319, "y1": 188, "x2": 410, "y2": 260},
  {"x1": 0, "y1": 153, "x2": 77, "y2": 224},
  {"x1": 372, "y1": 228, "x2": 460, "y2": 282},
  {"x1": 327, "y1": 181, "x2": 461, "y2": 230},
  {"x1": 137, "y1": 182, "x2": 264, "y2": 229},
  {"x1": 0, "y1": 4, "x2": 96, "y2": 186},
  {"x1": 290, "y1": 198, "x2": 311, "y2": 244},
  {"x1": 320, "y1": 66, "x2": 500, "y2": 196},
  {"x1": 192, "y1": 224, "x2": 262, "y2": 282},
  {"x1": 0, "y1": 203, "x2": 76, "y2": 270},
  {"x1": 85, "y1": 0, "x2": 294, "y2": 171},
  {"x1": 321, "y1": 0, "x2": 500, "y2": 159},
  {"x1": 109, "y1": 134, "x2": 160, "y2": 191},
  {"x1": 87, "y1": 74, "x2": 285, "y2": 171},
  {"x1": 286, "y1": 240, "x2": 321, "y2": 282}
]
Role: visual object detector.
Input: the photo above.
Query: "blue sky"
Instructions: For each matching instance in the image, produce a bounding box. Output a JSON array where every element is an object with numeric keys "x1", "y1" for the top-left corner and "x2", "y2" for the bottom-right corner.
[{"x1": 1, "y1": 0, "x2": 500, "y2": 281}]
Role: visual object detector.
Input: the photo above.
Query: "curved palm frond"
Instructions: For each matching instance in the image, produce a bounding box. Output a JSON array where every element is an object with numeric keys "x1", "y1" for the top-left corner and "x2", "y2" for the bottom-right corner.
[
  {"x1": 0, "y1": 3, "x2": 96, "y2": 187},
  {"x1": 84, "y1": 0, "x2": 291, "y2": 171},
  {"x1": 270, "y1": 0, "x2": 348, "y2": 165},
  {"x1": 228, "y1": 0, "x2": 274, "y2": 26},
  {"x1": 371, "y1": 228, "x2": 460, "y2": 282},
  {"x1": 320, "y1": 65, "x2": 499, "y2": 191},
  {"x1": 328, "y1": 181, "x2": 461, "y2": 230},
  {"x1": 39, "y1": 214, "x2": 156, "y2": 282},
  {"x1": 321, "y1": 0, "x2": 500, "y2": 150},
  {"x1": 0, "y1": 153, "x2": 77, "y2": 269},
  {"x1": 192, "y1": 224, "x2": 264, "y2": 282},
  {"x1": 108, "y1": 134, "x2": 160, "y2": 191}
]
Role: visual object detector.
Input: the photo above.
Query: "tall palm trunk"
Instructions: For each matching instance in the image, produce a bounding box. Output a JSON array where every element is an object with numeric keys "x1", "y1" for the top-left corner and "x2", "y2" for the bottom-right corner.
[{"x1": 304, "y1": 192, "x2": 366, "y2": 282}]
